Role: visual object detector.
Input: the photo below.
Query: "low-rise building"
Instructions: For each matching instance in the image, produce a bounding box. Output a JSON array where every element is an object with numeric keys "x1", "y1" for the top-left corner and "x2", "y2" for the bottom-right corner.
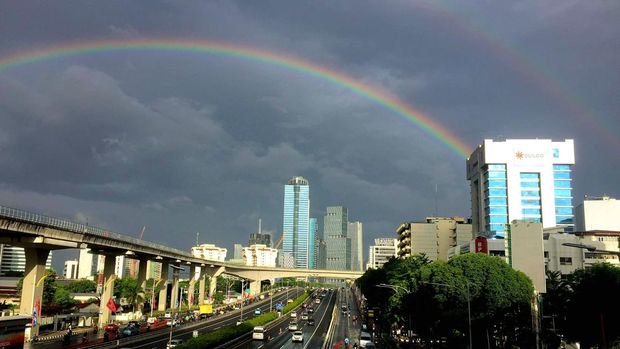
[
  {"x1": 575, "y1": 196, "x2": 620, "y2": 232},
  {"x1": 64, "y1": 260, "x2": 79, "y2": 279}
]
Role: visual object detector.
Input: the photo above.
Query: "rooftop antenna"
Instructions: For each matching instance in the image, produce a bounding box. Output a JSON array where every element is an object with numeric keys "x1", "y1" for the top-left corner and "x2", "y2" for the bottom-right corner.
[
  {"x1": 196, "y1": 232, "x2": 199, "y2": 246},
  {"x1": 434, "y1": 183, "x2": 438, "y2": 217}
]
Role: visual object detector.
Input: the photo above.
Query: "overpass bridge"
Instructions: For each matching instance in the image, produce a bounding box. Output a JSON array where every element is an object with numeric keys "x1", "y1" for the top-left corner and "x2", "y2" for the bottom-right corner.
[{"x1": 0, "y1": 205, "x2": 362, "y2": 339}]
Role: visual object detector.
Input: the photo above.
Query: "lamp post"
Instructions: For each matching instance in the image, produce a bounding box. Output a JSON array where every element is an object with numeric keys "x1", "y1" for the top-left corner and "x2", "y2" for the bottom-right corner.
[
  {"x1": 240, "y1": 280, "x2": 245, "y2": 323},
  {"x1": 422, "y1": 281, "x2": 472, "y2": 349}
]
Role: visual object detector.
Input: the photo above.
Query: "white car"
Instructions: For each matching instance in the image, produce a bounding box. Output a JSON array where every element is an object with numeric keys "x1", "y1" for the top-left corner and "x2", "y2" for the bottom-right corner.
[
  {"x1": 288, "y1": 321, "x2": 299, "y2": 331},
  {"x1": 301, "y1": 313, "x2": 309, "y2": 321},
  {"x1": 291, "y1": 330, "x2": 304, "y2": 342},
  {"x1": 290, "y1": 311, "x2": 297, "y2": 318}
]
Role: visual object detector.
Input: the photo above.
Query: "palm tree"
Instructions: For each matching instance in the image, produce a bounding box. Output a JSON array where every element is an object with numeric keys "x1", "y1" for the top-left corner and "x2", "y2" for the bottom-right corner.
[{"x1": 115, "y1": 278, "x2": 144, "y2": 312}]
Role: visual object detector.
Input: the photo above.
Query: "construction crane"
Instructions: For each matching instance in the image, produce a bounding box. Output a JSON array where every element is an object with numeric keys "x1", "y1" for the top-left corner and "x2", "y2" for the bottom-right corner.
[{"x1": 274, "y1": 234, "x2": 283, "y2": 249}]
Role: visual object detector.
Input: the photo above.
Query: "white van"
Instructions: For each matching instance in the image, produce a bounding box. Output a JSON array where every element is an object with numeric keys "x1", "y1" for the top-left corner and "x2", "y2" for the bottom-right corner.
[
  {"x1": 252, "y1": 326, "x2": 266, "y2": 340},
  {"x1": 360, "y1": 331, "x2": 373, "y2": 348}
]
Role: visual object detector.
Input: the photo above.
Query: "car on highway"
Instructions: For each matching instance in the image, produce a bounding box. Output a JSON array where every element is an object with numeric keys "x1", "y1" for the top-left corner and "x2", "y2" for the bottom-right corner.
[
  {"x1": 288, "y1": 321, "x2": 299, "y2": 331},
  {"x1": 254, "y1": 308, "x2": 262, "y2": 315},
  {"x1": 252, "y1": 326, "x2": 266, "y2": 340},
  {"x1": 121, "y1": 324, "x2": 140, "y2": 337},
  {"x1": 315, "y1": 298, "x2": 321, "y2": 304},
  {"x1": 291, "y1": 330, "x2": 304, "y2": 342},
  {"x1": 307, "y1": 318, "x2": 315, "y2": 326},
  {"x1": 360, "y1": 331, "x2": 373, "y2": 348},
  {"x1": 307, "y1": 307, "x2": 314, "y2": 313},
  {"x1": 290, "y1": 311, "x2": 297, "y2": 318},
  {"x1": 301, "y1": 313, "x2": 309, "y2": 321},
  {"x1": 167, "y1": 339, "x2": 183, "y2": 348}
]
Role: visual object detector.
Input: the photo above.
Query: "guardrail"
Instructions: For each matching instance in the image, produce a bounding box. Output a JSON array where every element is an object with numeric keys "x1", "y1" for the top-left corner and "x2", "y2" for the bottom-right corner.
[{"x1": 0, "y1": 205, "x2": 192, "y2": 259}]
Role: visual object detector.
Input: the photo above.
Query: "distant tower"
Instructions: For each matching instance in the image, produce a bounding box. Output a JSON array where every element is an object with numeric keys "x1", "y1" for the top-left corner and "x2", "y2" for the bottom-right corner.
[
  {"x1": 309, "y1": 218, "x2": 318, "y2": 269},
  {"x1": 324, "y1": 206, "x2": 351, "y2": 271},
  {"x1": 249, "y1": 218, "x2": 272, "y2": 246},
  {"x1": 282, "y1": 176, "x2": 311, "y2": 268},
  {"x1": 348, "y1": 222, "x2": 363, "y2": 271}
]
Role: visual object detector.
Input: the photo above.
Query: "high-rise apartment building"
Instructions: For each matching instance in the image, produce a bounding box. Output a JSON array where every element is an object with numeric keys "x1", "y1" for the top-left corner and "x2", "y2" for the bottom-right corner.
[
  {"x1": 467, "y1": 139, "x2": 575, "y2": 236},
  {"x1": 367, "y1": 238, "x2": 398, "y2": 270},
  {"x1": 347, "y1": 222, "x2": 363, "y2": 271},
  {"x1": 64, "y1": 260, "x2": 79, "y2": 279},
  {"x1": 396, "y1": 217, "x2": 472, "y2": 261},
  {"x1": 191, "y1": 244, "x2": 227, "y2": 261},
  {"x1": 242, "y1": 244, "x2": 278, "y2": 267},
  {"x1": 575, "y1": 196, "x2": 620, "y2": 232},
  {"x1": 309, "y1": 218, "x2": 318, "y2": 269},
  {"x1": 282, "y1": 176, "x2": 311, "y2": 268},
  {"x1": 317, "y1": 239, "x2": 327, "y2": 270},
  {"x1": 78, "y1": 248, "x2": 104, "y2": 280},
  {"x1": 0, "y1": 245, "x2": 52, "y2": 276},
  {"x1": 325, "y1": 206, "x2": 351, "y2": 270}
]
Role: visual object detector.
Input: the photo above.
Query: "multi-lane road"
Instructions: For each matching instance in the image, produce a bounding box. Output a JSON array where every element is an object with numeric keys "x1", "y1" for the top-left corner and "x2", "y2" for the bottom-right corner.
[{"x1": 28, "y1": 287, "x2": 373, "y2": 349}]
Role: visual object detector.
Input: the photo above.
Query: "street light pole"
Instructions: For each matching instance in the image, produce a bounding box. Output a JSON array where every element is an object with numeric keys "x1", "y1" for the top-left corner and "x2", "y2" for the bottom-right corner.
[
  {"x1": 376, "y1": 284, "x2": 412, "y2": 341},
  {"x1": 240, "y1": 280, "x2": 245, "y2": 323}
]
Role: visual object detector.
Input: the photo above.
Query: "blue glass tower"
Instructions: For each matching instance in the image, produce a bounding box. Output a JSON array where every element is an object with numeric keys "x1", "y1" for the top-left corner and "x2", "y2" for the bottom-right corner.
[{"x1": 282, "y1": 176, "x2": 310, "y2": 268}]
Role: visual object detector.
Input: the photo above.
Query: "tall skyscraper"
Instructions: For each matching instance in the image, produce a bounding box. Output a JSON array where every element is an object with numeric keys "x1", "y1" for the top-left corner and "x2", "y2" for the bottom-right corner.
[
  {"x1": 466, "y1": 139, "x2": 575, "y2": 237},
  {"x1": 347, "y1": 222, "x2": 363, "y2": 271},
  {"x1": 324, "y1": 206, "x2": 351, "y2": 270},
  {"x1": 309, "y1": 218, "x2": 318, "y2": 269},
  {"x1": 282, "y1": 176, "x2": 311, "y2": 268}
]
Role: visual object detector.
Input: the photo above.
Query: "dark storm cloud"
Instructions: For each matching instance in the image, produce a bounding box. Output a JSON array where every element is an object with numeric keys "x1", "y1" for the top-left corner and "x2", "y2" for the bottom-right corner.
[{"x1": 0, "y1": 1, "x2": 618, "y2": 270}]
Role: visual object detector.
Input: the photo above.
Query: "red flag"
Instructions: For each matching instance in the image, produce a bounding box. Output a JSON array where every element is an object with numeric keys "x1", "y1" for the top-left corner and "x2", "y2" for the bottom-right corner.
[{"x1": 106, "y1": 298, "x2": 117, "y2": 313}]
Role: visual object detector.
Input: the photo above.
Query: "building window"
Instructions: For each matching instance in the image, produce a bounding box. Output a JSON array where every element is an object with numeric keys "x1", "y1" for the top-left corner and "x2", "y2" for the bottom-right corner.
[
  {"x1": 544, "y1": 251, "x2": 549, "y2": 258},
  {"x1": 560, "y1": 257, "x2": 572, "y2": 265}
]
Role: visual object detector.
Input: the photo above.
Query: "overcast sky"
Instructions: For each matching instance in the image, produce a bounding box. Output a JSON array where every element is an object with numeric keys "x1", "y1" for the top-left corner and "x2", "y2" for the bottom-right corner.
[{"x1": 0, "y1": 1, "x2": 618, "y2": 272}]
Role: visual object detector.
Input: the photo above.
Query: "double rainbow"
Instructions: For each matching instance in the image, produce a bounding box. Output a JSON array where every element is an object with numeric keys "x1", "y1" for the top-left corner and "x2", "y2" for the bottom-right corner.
[{"x1": 0, "y1": 38, "x2": 472, "y2": 158}]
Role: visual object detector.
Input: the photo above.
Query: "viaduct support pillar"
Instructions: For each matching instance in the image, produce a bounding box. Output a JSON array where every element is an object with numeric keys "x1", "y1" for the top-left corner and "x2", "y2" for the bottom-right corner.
[
  {"x1": 188, "y1": 265, "x2": 197, "y2": 307},
  {"x1": 198, "y1": 267, "x2": 207, "y2": 305},
  {"x1": 249, "y1": 280, "x2": 261, "y2": 296},
  {"x1": 170, "y1": 265, "x2": 180, "y2": 311},
  {"x1": 20, "y1": 247, "x2": 50, "y2": 340},
  {"x1": 136, "y1": 258, "x2": 148, "y2": 312},
  {"x1": 98, "y1": 255, "x2": 117, "y2": 327},
  {"x1": 158, "y1": 261, "x2": 169, "y2": 312}
]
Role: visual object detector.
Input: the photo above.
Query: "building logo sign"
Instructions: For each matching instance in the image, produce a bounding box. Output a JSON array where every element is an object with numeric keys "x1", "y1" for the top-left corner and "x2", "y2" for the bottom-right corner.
[{"x1": 515, "y1": 151, "x2": 544, "y2": 160}]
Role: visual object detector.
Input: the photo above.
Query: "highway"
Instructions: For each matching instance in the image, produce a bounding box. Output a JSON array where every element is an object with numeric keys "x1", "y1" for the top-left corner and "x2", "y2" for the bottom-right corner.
[
  {"x1": 30, "y1": 288, "x2": 300, "y2": 349},
  {"x1": 232, "y1": 288, "x2": 337, "y2": 349}
]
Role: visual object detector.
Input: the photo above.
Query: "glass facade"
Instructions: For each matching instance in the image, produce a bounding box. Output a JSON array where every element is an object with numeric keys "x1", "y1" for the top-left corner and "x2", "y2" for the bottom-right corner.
[
  {"x1": 483, "y1": 164, "x2": 508, "y2": 235},
  {"x1": 308, "y1": 218, "x2": 317, "y2": 269},
  {"x1": 520, "y1": 172, "x2": 542, "y2": 223},
  {"x1": 282, "y1": 177, "x2": 310, "y2": 268},
  {"x1": 553, "y1": 165, "x2": 574, "y2": 228}
]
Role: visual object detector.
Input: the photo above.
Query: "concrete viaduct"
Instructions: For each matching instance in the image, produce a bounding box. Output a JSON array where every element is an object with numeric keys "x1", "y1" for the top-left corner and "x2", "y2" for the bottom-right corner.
[{"x1": 0, "y1": 205, "x2": 362, "y2": 339}]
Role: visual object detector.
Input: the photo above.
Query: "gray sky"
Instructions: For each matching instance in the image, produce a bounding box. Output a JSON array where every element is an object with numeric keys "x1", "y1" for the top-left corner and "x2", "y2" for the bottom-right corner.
[{"x1": 0, "y1": 1, "x2": 618, "y2": 272}]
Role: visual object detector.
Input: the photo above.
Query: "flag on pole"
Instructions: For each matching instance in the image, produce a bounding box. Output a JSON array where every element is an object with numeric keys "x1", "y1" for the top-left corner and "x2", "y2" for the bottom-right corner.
[{"x1": 106, "y1": 298, "x2": 117, "y2": 313}]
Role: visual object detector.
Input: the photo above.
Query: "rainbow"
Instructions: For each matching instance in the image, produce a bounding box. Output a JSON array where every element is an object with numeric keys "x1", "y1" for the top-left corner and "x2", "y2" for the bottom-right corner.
[{"x1": 0, "y1": 38, "x2": 472, "y2": 158}]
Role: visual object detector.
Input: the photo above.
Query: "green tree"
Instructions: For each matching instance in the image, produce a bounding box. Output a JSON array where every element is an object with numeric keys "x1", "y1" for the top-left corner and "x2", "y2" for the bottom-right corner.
[
  {"x1": 114, "y1": 277, "x2": 144, "y2": 312},
  {"x1": 54, "y1": 286, "x2": 76, "y2": 311},
  {"x1": 564, "y1": 263, "x2": 620, "y2": 347},
  {"x1": 65, "y1": 279, "x2": 97, "y2": 293}
]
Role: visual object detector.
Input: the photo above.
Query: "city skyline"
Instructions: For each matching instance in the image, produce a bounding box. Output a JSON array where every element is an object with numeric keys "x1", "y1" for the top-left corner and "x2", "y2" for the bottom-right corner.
[{"x1": 0, "y1": 1, "x2": 618, "y2": 271}]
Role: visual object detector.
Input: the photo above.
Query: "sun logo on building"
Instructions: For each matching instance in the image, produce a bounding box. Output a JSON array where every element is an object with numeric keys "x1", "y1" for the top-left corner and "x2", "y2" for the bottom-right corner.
[{"x1": 515, "y1": 151, "x2": 524, "y2": 160}]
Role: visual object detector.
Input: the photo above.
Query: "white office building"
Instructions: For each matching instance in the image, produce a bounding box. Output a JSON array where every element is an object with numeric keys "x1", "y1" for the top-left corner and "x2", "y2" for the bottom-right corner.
[
  {"x1": 367, "y1": 238, "x2": 398, "y2": 270},
  {"x1": 242, "y1": 244, "x2": 278, "y2": 267},
  {"x1": 64, "y1": 260, "x2": 79, "y2": 279},
  {"x1": 575, "y1": 196, "x2": 620, "y2": 232},
  {"x1": 78, "y1": 248, "x2": 104, "y2": 280},
  {"x1": 467, "y1": 139, "x2": 575, "y2": 237},
  {"x1": 191, "y1": 244, "x2": 227, "y2": 262}
]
